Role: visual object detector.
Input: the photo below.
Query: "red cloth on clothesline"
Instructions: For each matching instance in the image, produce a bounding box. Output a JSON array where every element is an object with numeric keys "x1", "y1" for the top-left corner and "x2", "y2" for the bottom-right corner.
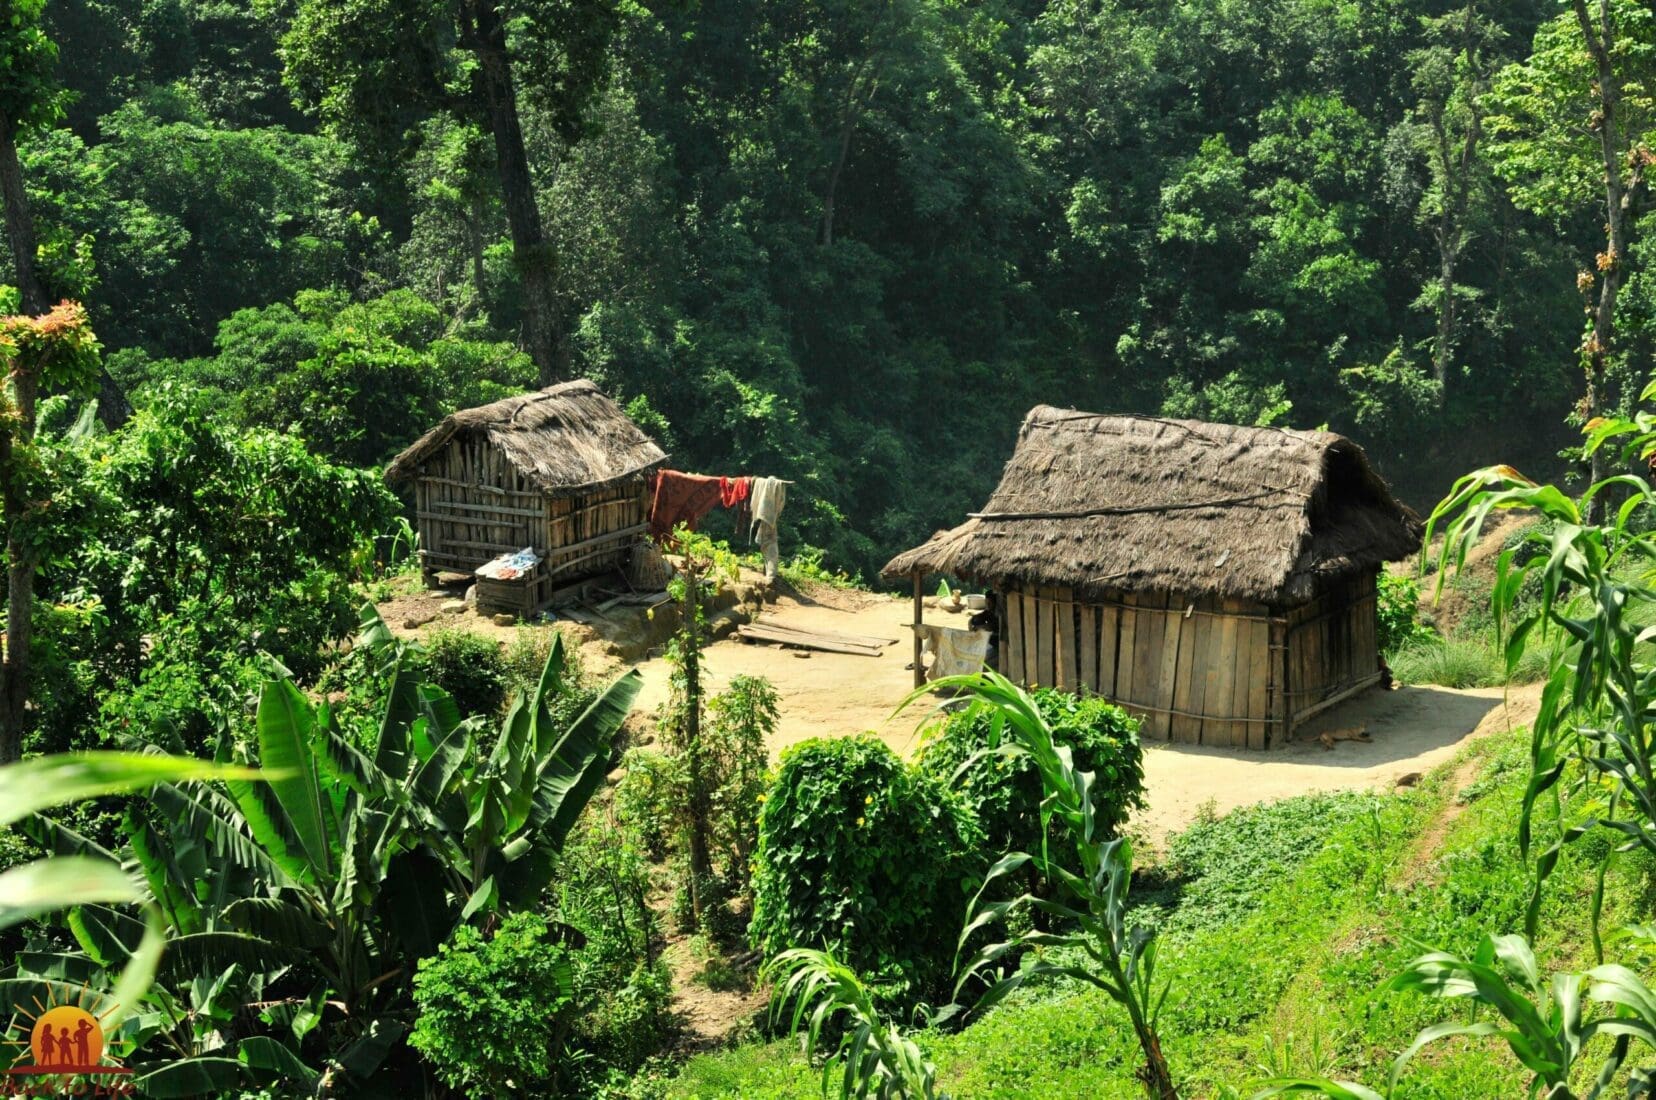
[
  {"x1": 649, "y1": 470, "x2": 724, "y2": 538},
  {"x1": 720, "y1": 476, "x2": 750, "y2": 509}
]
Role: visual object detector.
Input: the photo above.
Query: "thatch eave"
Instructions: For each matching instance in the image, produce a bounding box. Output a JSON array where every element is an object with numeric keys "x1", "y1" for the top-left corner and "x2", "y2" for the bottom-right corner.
[
  {"x1": 880, "y1": 409, "x2": 1422, "y2": 606},
  {"x1": 384, "y1": 379, "x2": 667, "y2": 498}
]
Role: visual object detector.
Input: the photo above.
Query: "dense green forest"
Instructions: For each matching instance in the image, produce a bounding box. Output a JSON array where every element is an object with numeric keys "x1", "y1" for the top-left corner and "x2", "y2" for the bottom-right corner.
[
  {"x1": 8, "y1": 0, "x2": 1656, "y2": 1097},
  {"x1": 12, "y1": 0, "x2": 1647, "y2": 577}
]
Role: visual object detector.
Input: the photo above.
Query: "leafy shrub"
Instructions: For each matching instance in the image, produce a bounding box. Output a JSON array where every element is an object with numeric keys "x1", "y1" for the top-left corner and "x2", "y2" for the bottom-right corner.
[
  {"x1": 916, "y1": 687, "x2": 1144, "y2": 892},
  {"x1": 552, "y1": 818, "x2": 674, "y2": 1084},
  {"x1": 505, "y1": 627, "x2": 583, "y2": 699},
  {"x1": 1377, "y1": 571, "x2": 1433, "y2": 653},
  {"x1": 418, "y1": 628, "x2": 508, "y2": 716},
  {"x1": 31, "y1": 387, "x2": 399, "y2": 753},
  {"x1": 749, "y1": 736, "x2": 984, "y2": 1004},
  {"x1": 702, "y1": 675, "x2": 777, "y2": 892},
  {"x1": 622, "y1": 676, "x2": 774, "y2": 903},
  {"x1": 410, "y1": 912, "x2": 580, "y2": 1097},
  {"x1": 615, "y1": 747, "x2": 689, "y2": 860}
]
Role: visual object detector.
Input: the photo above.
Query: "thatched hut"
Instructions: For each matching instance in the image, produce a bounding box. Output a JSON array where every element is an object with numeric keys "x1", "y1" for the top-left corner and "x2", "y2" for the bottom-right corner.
[
  {"x1": 386, "y1": 380, "x2": 667, "y2": 612},
  {"x1": 882, "y1": 408, "x2": 1423, "y2": 748}
]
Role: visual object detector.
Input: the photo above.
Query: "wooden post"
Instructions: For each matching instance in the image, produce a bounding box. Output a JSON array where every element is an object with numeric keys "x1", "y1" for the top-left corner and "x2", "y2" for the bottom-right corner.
[{"x1": 912, "y1": 572, "x2": 925, "y2": 689}]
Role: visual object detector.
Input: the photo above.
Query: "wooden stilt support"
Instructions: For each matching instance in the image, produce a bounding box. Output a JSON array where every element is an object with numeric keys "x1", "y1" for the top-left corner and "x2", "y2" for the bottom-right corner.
[{"x1": 912, "y1": 572, "x2": 925, "y2": 689}]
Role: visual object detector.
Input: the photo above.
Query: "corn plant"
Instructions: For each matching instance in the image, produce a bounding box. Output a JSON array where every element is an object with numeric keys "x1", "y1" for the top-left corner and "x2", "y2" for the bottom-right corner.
[
  {"x1": 900, "y1": 670, "x2": 1178, "y2": 1100},
  {"x1": 1251, "y1": 401, "x2": 1656, "y2": 1099},
  {"x1": 1422, "y1": 416, "x2": 1656, "y2": 944},
  {"x1": 766, "y1": 947, "x2": 944, "y2": 1100}
]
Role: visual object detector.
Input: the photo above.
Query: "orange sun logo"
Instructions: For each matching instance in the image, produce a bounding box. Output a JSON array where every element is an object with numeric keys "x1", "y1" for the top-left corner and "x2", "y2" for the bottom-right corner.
[{"x1": 3, "y1": 985, "x2": 134, "y2": 1095}]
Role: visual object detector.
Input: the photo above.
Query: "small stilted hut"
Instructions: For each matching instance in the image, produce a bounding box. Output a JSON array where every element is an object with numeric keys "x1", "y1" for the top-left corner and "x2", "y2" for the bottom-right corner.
[
  {"x1": 882, "y1": 408, "x2": 1423, "y2": 748},
  {"x1": 386, "y1": 380, "x2": 667, "y2": 612}
]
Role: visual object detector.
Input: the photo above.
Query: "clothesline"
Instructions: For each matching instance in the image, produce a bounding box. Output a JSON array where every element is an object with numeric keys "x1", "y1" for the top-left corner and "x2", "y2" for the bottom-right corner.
[{"x1": 647, "y1": 470, "x2": 790, "y2": 540}]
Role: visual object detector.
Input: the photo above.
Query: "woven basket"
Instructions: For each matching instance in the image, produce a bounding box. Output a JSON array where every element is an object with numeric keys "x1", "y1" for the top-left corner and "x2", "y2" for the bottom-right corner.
[{"x1": 626, "y1": 540, "x2": 675, "y2": 590}]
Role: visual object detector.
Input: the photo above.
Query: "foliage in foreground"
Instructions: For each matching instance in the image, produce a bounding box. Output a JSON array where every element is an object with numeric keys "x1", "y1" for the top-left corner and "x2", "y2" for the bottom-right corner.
[
  {"x1": 915, "y1": 687, "x2": 1144, "y2": 900},
  {"x1": 669, "y1": 722, "x2": 1619, "y2": 1099},
  {"x1": 910, "y1": 672, "x2": 1178, "y2": 1099},
  {"x1": 11, "y1": 630, "x2": 639, "y2": 1094},
  {"x1": 749, "y1": 736, "x2": 983, "y2": 1008},
  {"x1": 411, "y1": 911, "x2": 581, "y2": 1097},
  {"x1": 767, "y1": 947, "x2": 943, "y2": 1100}
]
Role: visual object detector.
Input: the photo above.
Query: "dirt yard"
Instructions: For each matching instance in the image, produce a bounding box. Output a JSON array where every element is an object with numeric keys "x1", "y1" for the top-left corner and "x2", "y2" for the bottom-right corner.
[
  {"x1": 375, "y1": 573, "x2": 1536, "y2": 843},
  {"x1": 627, "y1": 584, "x2": 1538, "y2": 841}
]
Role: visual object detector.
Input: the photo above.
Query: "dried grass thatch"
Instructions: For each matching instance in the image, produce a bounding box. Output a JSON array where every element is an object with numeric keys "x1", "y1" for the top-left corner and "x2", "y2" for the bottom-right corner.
[
  {"x1": 385, "y1": 380, "x2": 667, "y2": 497},
  {"x1": 882, "y1": 407, "x2": 1422, "y2": 605}
]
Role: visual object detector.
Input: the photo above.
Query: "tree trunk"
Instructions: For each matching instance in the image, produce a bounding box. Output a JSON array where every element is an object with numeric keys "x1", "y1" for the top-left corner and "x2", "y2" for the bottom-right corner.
[
  {"x1": 1575, "y1": 0, "x2": 1627, "y2": 521},
  {"x1": 469, "y1": 193, "x2": 488, "y2": 306},
  {"x1": 462, "y1": 0, "x2": 565, "y2": 384},
  {"x1": 0, "y1": 121, "x2": 45, "y2": 316},
  {"x1": 681, "y1": 557, "x2": 714, "y2": 925},
  {"x1": 820, "y1": 57, "x2": 877, "y2": 248},
  {"x1": 0, "y1": 122, "x2": 38, "y2": 763}
]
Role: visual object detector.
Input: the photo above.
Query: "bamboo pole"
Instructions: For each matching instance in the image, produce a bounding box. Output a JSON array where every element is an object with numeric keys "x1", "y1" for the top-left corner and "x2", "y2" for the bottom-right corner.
[{"x1": 912, "y1": 573, "x2": 925, "y2": 689}]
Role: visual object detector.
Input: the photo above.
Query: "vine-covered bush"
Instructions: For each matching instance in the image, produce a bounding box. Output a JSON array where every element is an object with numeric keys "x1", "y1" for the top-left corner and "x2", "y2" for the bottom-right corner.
[
  {"x1": 749, "y1": 736, "x2": 983, "y2": 1003},
  {"x1": 1377, "y1": 570, "x2": 1434, "y2": 653},
  {"x1": 410, "y1": 913, "x2": 580, "y2": 1097},
  {"x1": 916, "y1": 688, "x2": 1145, "y2": 882}
]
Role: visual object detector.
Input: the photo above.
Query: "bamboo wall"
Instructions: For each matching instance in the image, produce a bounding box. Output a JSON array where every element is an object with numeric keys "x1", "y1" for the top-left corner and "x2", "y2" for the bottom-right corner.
[
  {"x1": 998, "y1": 569, "x2": 1381, "y2": 749},
  {"x1": 412, "y1": 436, "x2": 649, "y2": 603},
  {"x1": 1282, "y1": 568, "x2": 1381, "y2": 729}
]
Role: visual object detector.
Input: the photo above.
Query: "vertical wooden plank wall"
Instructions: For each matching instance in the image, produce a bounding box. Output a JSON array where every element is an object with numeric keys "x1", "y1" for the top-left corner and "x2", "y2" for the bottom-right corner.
[
  {"x1": 1282, "y1": 569, "x2": 1383, "y2": 735},
  {"x1": 414, "y1": 437, "x2": 650, "y2": 581},
  {"x1": 996, "y1": 585, "x2": 1283, "y2": 748}
]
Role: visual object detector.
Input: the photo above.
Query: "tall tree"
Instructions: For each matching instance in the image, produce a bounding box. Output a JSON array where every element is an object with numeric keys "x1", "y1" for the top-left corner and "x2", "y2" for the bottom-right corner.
[
  {"x1": 1407, "y1": 1, "x2": 1503, "y2": 400},
  {"x1": 282, "y1": 0, "x2": 618, "y2": 384},
  {"x1": 1487, "y1": 0, "x2": 1656, "y2": 504},
  {"x1": 0, "y1": 300, "x2": 100, "y2": 761}
]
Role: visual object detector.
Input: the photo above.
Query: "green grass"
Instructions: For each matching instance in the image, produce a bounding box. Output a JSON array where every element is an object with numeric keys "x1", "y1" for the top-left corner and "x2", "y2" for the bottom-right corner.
[
  {"x1": 1388, "y1": 635, "x2": 1549, "y2": 688},
  {"x1": 655, "y1": 722, "x2": 1653, "y2": 1099}
]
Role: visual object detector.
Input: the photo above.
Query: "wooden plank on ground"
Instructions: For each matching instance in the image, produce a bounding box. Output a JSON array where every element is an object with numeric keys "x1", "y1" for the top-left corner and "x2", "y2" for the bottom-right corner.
[
  {"x1": 1056, "y1": 587, "x2": 1078, "y2": 690},
  {"x1": 735, "y1": 624, "x2": 884, "y2": 656},
  {"x1": 745, "y1": 621, "x2": 898, "y2": 648}
]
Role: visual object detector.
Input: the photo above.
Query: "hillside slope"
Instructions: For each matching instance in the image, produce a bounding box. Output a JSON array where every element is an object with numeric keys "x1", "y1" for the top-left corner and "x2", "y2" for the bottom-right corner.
[{"x1": 659, "y1": 709, "x2": 1632, "y2": 1098}]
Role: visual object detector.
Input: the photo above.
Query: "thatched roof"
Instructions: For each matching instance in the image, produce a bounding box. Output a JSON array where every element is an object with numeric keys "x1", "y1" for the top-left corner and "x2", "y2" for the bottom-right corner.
[
  {"x1": 385, "y1": 380, "x2": 667, "y2": 496},
  {"x1": 882, "y1": 408, "x2": 1422, "y2": 605}
]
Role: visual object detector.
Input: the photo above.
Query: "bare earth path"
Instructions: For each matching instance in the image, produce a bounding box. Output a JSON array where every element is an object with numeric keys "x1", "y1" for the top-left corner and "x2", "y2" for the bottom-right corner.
[{"x1": 628, "y1": 586, "x2": 1540, "y2": 841}]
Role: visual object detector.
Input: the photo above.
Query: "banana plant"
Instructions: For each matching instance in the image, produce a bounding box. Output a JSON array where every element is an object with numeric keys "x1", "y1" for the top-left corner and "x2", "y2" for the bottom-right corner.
[
  {"x1": 0, "y1": 751, "x2": 266, "y2": 1071},
  {"x1": 20, "y1": 631, "x2": 639, "y2": 1096}
]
